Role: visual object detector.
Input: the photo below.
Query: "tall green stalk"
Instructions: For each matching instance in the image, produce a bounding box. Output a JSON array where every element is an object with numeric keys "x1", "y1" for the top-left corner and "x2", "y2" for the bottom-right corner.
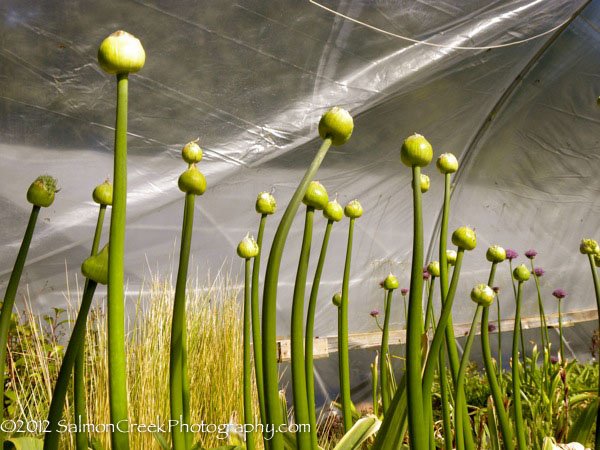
[
  {"x1": 380, "y1": 289, "x2": 393, "y2": 414},
  {"x1": 305, "y1": 219, "x2": 334, "y2": 448},
  {"x1": 529, "y1": 260, "x2": 549, "y2": 355},
  {"x1": 244, "y1": 258, "x2": 256, "y2": 450},
  {"x1": 512, "y1": 281, "x2": 527, "y2": 449},
  {"x1": 496, "y1": 290, "x2": 503, "y2": 379},
  {"x1": 424, "y1": 276, "x2": 436, "y2": 333},
  {"x1": 585, "y1": 251, "x2": 600, "y2": 449},
  {"x1": 508, "y1": 259, "x2": 527, "y2": 372},
  {"x1": 558, "y1": 298, "x2": 564, "y2": 363},
  {"x1": 439, "y1": 347, "x2": 453, "y2": 450}
]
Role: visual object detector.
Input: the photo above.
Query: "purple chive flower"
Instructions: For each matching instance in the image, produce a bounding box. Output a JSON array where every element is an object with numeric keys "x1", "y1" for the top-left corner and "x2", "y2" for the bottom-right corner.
[
  {"x1": 492, "y1": 286, "x2": 500, "y2": 293},
  {"x1": 423, "y1": 272, "x2": 431, "y2": 280},
  {"x1": 379, "y1": 279, "x2": 385, "y2": 288},
  {"x1": 401, "y1": 288, "x2": 408, "y2": 295},
  {"x1": 488, "y1": 323, "x2": 496, "y2": 333},
  {"x1": 550, "y1": 355, "x2": 559, "y2": 364},
  {"x1": 525, "y1": 249, "x2": 537, "y2": 259},
  {"x1": 552, "y1": 289, "x2": 567, "y2": 300},
  {"x1": 534, "y1": 267, "x2": 545, "y2": 277},
  {"x1": 370, "y1": 309, "x2": 380, "y2": 317},
  {"x1": 505, "y1": 249, "x2": 518, "y2": 260}
]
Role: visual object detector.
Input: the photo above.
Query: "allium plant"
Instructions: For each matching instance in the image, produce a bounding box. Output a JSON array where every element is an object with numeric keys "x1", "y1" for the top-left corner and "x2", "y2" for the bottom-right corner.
[
  {"x1": 380, "y1": 274, "x2": 398, "y2": 414},
  {"x1": 552, "y1": 289, "x2": 568, "y2": 363}
]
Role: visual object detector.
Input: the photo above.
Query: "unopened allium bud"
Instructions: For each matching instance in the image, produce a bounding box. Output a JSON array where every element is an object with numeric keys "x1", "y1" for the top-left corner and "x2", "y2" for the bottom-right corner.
[
  {"x1": 486, "y1": 245, "x2": 506, "y2": 263},
  {"x1": 318, "y1": 107, "x2": 354, "y2": 146},
  {"x1": 513, "y1": 264, "x2": 531, "y2": 282},
  {"x1": 400, "y1": 133, "x2": 433, "y2": 167},
  {"x1": 451, "y1": 226, "x2": 476, "y2": 251},
  {"x1": 303, "y1": 181, "x2": 329, "y2": 210},
  {"x1": 436, "y1": 152, "x2": 458, "y2": 174},
  {"x1": 470, "y1": 284, "x2": 494, "y2": 307}
]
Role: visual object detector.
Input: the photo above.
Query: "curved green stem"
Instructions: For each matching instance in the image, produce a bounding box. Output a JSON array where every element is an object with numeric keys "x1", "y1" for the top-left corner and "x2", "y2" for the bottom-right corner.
[
  {"x1": 586, "y1": 254, "x2": 600, "y2": 449},
  {"x1": 170, "y1": 193, "x2": 195, "y2": 450},
  {"x1": 424, "y1": 277, "x2": 436, "y2": 333},
  {"x1": 290, "y1": 207, "x2": 314, "y2": 449},
  {"x1": 261, "y1": 138, "x2": 331, "y2": 449},
  {"x1": 107, "y1": 72, "x2": 130, "y2": 450},
  {"x1": 305, "y1": 219, "x2": 333, "y2": 448},
  {"x1": 244, "y1": 258, "x2": 256, "y2": 450},
  {"x1": 497, "y1": 293, "x2": 503, "y2": 379},
  {"x1": 512, "y1": 282, "x2": 527, "y2": 449},
  {"x1": 439, "y1": 347, "x2": 453, "y2": 450},
  {"x1": 0, "y1": 204, "x2": 40, "y2": 447},
  {"x1": 339, "y1": 217, "x2": 355, "y2": 432},
  {"x1": 406, "y1": 165, "x2": 427, "y2": 449},
  {"x1": 558, "y1": 299, "x2": 564, "y2": 363},
  {"x1": 380, "y1": 289, "x2": 393, "y2": 414},
  {"x1": 455, "y1": 305, "x2": 481, "y2": 450},
  {"x1": 252, "y1": 214, "x2": 267, "y2": 430}
]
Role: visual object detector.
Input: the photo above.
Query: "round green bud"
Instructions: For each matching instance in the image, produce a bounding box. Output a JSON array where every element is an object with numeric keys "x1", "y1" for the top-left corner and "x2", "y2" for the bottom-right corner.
[
  {"x1": 344, "y1": 199, "x2": 363, "y2": 219},
  {"x1": 323, "y1": 199, "x2": 343, "y2": 222},
  {"x1": 426, "y1": 261, "x2": 440, "y2": 277},
  {"x1": 486, "y1": 245, "x2": 506, "y2": 263},
  {"x1": 420, "y1": 174, "x2": 430, "y2": 193},
  {"x1": 318, "y1": 107, "x2": 354, "y2": 146},
  {"x1": 332, "y1": 292, "x2": 342, "y2": 308},
  {"x1": 470, "y1": 284, "x2": 494, "y2": 307},
  {"x1": 178, "y1": 165, "x2": 206, "y2": 195},
  {"x1": 182, "y1": 141, "x2": 202, "y2": 164},
  {"x1": 97, "y1": 30, "x2": 145, "y2": 75},
  {"x1": 446, "y1": 249, "x2": 457, "y2": 266},
  {"x1": 303, "y1": 181, "x2": 329, "y2": 210},
  {"x1": 400, "y1": 133, "x2": 433, "y2": 167},
  {"x1": 513, "y1": 264, "x2": 531, "y2": 282},
  {"x1": 580, "y1": 238, "x2": 599, "y2": 255},
  {"x1": 383, "y1": 273, "x2": 398, "y2": 290},
  {"x1": 436, "y1": 153, "x2": 458, "y2": 174},
  {"x1": 256, "y1": 191, "x2": 277, "y2": 215},
  {"x1": 92, "y1": 179, "x2": 113, "y2": 206},
  {"x1": 237, "y1": 234, "x2": 259, "y2": 259},
  {"x1": 81, "y1": 244, "x2": 109, "y2": 285},
  {"x1": 27, "y1": 175, "x2": 58, "y2": 208},
  {"x1": 451, "y1": 226, "x2": 476, "y2": 251}
]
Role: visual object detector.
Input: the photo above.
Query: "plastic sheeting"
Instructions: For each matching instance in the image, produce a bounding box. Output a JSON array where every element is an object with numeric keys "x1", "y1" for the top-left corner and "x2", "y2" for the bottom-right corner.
[{"x1": 1, "y1": 0, "x2": 600, "y2": 405}]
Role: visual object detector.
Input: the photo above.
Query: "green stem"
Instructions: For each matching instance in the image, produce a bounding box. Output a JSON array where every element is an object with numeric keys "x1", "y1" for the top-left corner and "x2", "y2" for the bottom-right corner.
[
  {"x1": 509, "y1": 260, "x2": 527, "y2": 374},
  {"x1": 558, "y1": 299, "x2": 564, "y2": 363},
  {"x1": 44, "y1": 281, "x2": 99, "y2": 450},
  {"x1": 252, "y1": 214, "x2": 267, "y2": 431},
  {"x1": 497, "y1": 293, "x2": 503, "y2": 379},
  {"x1": 371, "y1": 356, "x2": 379, "y2": 418},
  {"x1": 455, "y1": 304, "x2": 482, "y2": 450},
  {"x1": 512, "y1": 282, "x2": 527, "y2": 449},
  {"x1": 305, "y1": 220, "x2": 333, "y2": 448},
  {"x1": 0, "y1": 205, "x2": 40, "y2": 447},
  {"x1": 439, "y1": 347, "x2": 453, "y2": 450},
  {"x1": 170, "y1": 193, "x2": 195, "y2": 450},
  {"x1": 530, "y1": 260, "x2": 549, "y2": 355},
  {"x1": 406, "y1": 165, "x2": 427, "y2": 449},
  {"x1": 380, "y1": 289, "x2": 393, "y2": 414},
  {"x1": 587, "y1": 254, "x2": 600, "y2": 450},
  {"x1": 106, "y1": 72, "x2": 130, "y2": 450},
  {"x1": 261, "y1": 138, "x2": 331, "y2": 449},
  {"x1": 290, "y1": 207, "x2": 314, "y2": 449},
  {"x1": 339, "y1": 217, "x2": 355, "y2": 432},
  {"x1": 424, "y1": 277, "x2": 436, "y2": 333},
  {"x1": 402, "y1": 295, "x2": 407, "y2": 330},
  {"x1": 244, "y1": 258, "x2": 256, "y2": 450},
  {"x1": 74, "y1": 204, "x2": 106, "y2": 450}
]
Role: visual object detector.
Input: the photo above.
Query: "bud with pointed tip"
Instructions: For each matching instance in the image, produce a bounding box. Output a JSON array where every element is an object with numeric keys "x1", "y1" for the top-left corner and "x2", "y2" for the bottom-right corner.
[
  {"x1": 303, "y1": 181, "x2": 329, "y2": 210},
  {"x1": 426, "y1": 261, "x2": 440, "y2": 277},
  {"x1": 178, "y1": 165, "x2": 206, "y2": 195},
  {"x1": 383, "y1": 273, "x2": 398, "y2": 290},
  {"x1": 324, "y1": 199, "x2": 343, "y2": 222},
  {"x1": 97, "y1": 30, "x2": 145, "y2": 75},
  {"x1": 256, "y1": 191, "x2": 276, "y2": 215},
  {"x1": 332, "y1": 292, "x2": 342, "y2": 308},
  {"x1": 513, "y1": 264, "x2": 531, "y2": 282},
  {"x1": 420, "y1": 174, "x2": 430, "y2": 193},
  {"x1": 486, "y1": 245, "x2": 506, "y2": 263},
  {"x1": 27, "y1": 175, "x2": 58, "y2": 208},
  {"x1": 436, "y1": 153, "x2": 458, "y2": 174},
  {"x1": 580, "y1": 239, "x2": 599, "y2": 255},
  {"x1": 237, "y1": 234, "x2": 259, "y2": 259},
  {"x1": 470, "y1": 284, "x2": 494, "y2": 307},
  {"x1": 92, "y1": 179, "x2": 113, "y2": 206},
  {"x1": 182, "y1": 141, "x2": 202, "y2": 164},
  {"x1": 400, "y1": 133, "x2": 433, "y2": 167},
  {"x1": 446, "y1": 250, "x2": 457, "y2": 265},
  {"x1": 318, "y1": 107, "x2": 354, "y2": 146},
  {"x1": 344, "y1": 200, "x2": 363, "y2": 219},
  {"x1": 81, "y1": 244, "x2": 109, "y2": 285},
  {"x1": 451, "y1": 226, "x2": 476, "y2": 251}
]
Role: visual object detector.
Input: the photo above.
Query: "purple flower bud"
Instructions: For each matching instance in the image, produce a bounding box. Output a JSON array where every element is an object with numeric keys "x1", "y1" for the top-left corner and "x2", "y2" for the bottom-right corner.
[
  {"x1": 423, "y1": 272, "x2": 431, "y2": 280},
  {"x1": 492, "y1": 286, "x2": 500, "y2": 293},
  {"x1": 525, "y1": 249, "x2": 537, "y2": 259},
  {"x1": 550, "y1": 355, "x2": 559, "y2": 364},
  {"x1": 379, "y1": 279, "x2": 385, "y2": 288},
  {"x1": 552, "y1": 289, "x2": 567, "y2": 299},
  {"x1": 505, "y1": 249, "x2": 518, "y2": 260},
  {"x1": 533, "y1": 267, "x2": 544, "y2": 277},
  {"x1": 401, "y1": 288, "x2": 408, "y2": 295},
  {"x1": 488, "y1": 323, "x2": 496, "y2": 333},
  {"x1": 370, "y1": 309, "x2": 380, "y2": 317}
]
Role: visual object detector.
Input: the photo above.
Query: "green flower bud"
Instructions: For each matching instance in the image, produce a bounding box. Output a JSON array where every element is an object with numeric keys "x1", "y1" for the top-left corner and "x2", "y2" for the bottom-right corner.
[
  {"x1": 426, "y1": 261, "x2": 440, "y2": 277},
  {"x1": 303, "y1": 181, "x2": 329, "y2": 210},
  {"x1": 81, "y1": 244, "x2": 109, "y2": 285},
  {"x1": 318, "y1": 107, "x2": 354, "y2": 146},
  {"x1": 400, "y1": 133, "x2": 433, "y2": 167},
  {"x1": 451, "y1": 226, "x2": 476, "y2": 251},
  {"x1": 178, "y1": 164, "x2": 206, "y2": 195},
  {"x1": 420, "y1": 174, "x2": 430, "y2": 193},
  {"x1": 255, "y1": 191, "x2": 277, "y2": 215},
  {"x1": 332, "y1": 292, "x2": 342, "y2": 308},
  {"x1": 446, "y1": 249, "x2": 457, "y2": 266},
  {"x1": 324, "y1": 199, "x2": 343, "y2": 222},
  {"x1": 595, "y1": 253, "x2": 600, "y2": 267},
  {"x1": 383, "y1": 273, "x2": 398, "y2": 290},
  {"x1": 92, "y1": 179, "x2": 113, "y2": 206},
  {"x1": 470, "y1": 284, "x2": 494, "y2": 307},
  {"x1": 513, "y1": 264, "x2": 531, "y2": 282},
  {"x1": 182, "y1": 141, "x2": 202, "y2": 164},
  {"x1": 97, "y1": 30, "x2": 145, "y2": 75},
  {"x1": 27, "y1": 175, "x2": 58, "y2": 208},
  {"x1": 436, "y1": 153, "x2": 458, "y2": 174},
  {"x1": 486, "y1": 245, "x2": 506, "y2": 263},
  {"x1": 344, "y1": 199, "x2": 363, "y2": 219},
  {"x1": 580, "y1": 238, "x2": 599, "y2": 255},
  {"x1": 237, "y1": 234, "x2": 259, "y2": 259}
]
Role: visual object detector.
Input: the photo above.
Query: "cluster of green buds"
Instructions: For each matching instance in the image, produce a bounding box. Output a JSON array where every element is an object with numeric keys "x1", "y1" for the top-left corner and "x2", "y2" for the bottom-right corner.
[
  {"x1": 27, "y1": 175, "x2": 59, "y2": 208},
  {"x1": 178, "y1": 141, "x2": 207, "y2": 196},
  {"x1": 580, "y1": 238, "x2": 599, "y2": 255}
]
